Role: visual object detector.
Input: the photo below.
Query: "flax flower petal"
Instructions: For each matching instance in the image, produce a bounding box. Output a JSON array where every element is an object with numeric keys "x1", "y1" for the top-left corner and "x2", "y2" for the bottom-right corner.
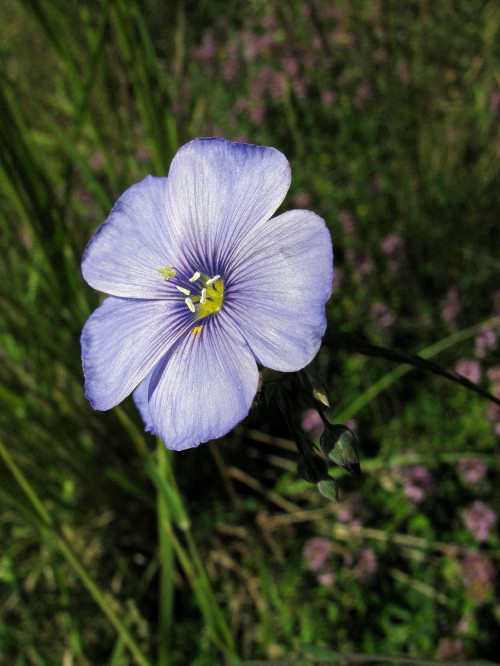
[
  {"x1": 227, "y1": 209, "x2": 333, "y2": 371},
  {"x1": 164, "y1": 138, "x2": 291, "y2": 274},
  {"x1": 147, "y1": 312, "x2": 259, "y2": 451},
  {"x1": 82, "y1": 176, "x2": 179, "y2": 299},
  {"x1": 81, "y1": 296, "x2": 192, "y2": 411},
  {"x1": 132, "y1": 369, "x2": 156, "y2": 434}
]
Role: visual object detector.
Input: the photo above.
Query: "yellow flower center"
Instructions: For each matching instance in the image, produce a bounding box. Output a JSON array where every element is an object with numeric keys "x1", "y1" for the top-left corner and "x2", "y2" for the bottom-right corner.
[
  {"x1": 195, "y1": 276, "x2": 224, "y2": 319},
  {"x1": 157, "y1": 267, "x2": 224, "y2": 320}
]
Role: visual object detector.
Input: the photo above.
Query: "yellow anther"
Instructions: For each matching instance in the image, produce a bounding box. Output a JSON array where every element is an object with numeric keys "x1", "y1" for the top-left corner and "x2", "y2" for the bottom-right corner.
[
  {"x1": 157, "y1": 266, "x2": 176, "y2": 280},
  {"x1": 189, "y1": 325, "x2": 203, "y2": 339}
]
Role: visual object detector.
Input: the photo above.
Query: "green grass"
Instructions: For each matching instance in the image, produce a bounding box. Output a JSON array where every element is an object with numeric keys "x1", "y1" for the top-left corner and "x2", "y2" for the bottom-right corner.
[{"x1": 1, "y1": 0, "x2": 499, "y2": 663}]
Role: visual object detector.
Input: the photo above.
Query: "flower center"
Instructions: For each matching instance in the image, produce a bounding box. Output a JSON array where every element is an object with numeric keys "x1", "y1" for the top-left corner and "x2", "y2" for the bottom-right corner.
[{"x1": 157, "y1": 267, "x2": 224, "y2": 319}]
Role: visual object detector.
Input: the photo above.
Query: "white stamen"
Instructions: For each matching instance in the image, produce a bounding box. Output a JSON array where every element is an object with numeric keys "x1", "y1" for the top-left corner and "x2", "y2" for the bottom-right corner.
[
  {"x1": 176, "y1": 285, "x2": 190, "y2": 295},
  {"x1": 188, "y1": 271, "x2": 201, "y2": 282},
  {"x1": 205, "y1": 275, "x2": 220, "y2": 286},
  {"x1": 200, "y1": 288, "x2": 207, "y2": 304},
  {"x1": 185, "y1": 297, "x2": 195, "y2": 313}
]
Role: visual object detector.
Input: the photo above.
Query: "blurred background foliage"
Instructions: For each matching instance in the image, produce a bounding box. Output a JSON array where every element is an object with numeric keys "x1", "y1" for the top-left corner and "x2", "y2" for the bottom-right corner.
[{"x1": 0, "y1": 0, "x2": 499, "y2": 664}]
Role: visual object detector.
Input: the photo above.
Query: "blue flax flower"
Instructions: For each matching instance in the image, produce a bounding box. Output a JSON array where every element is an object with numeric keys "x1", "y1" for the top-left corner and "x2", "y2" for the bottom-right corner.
[{"x1": 81, "y1": 138, "x2": 333, "y2": 450}]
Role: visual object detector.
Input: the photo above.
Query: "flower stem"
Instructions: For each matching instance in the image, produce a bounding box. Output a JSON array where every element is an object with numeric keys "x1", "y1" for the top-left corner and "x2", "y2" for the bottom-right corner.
[
  {"x1": 337, "y1": 315, "x2": 500, "y2": 422},
  {"x1": 156, "y1": 442, "x2": 175, "y2": 665},
  {"x1": 0, "y1": 439, "x2": 152, "y2": 666}
]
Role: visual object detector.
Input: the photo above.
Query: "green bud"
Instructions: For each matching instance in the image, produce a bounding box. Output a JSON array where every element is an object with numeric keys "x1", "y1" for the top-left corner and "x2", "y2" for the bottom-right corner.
[
  {"x1": 320, "y1": 425, "x2": 360, "y2": 476},
  {"x1": 317, "y1": 477, "x2": 338, "y2": 501},
  {"x1": 304, "y1": 365, "x2": 330, "y2": 407},
  {"x1": 297, "y1": 453, "x2": 328, "y2": 483}
]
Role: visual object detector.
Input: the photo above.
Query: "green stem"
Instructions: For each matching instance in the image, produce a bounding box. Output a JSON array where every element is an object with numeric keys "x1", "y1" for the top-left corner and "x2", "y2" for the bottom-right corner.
[
  {"x1": 336, "y1": 315, "x2": 500, "y2": 422},
  {"x1": 0, "y1": 439, "x2": 53, "y2": 527},
  {"x1": 0, "y1": 440, "x2": 152, "y2": 666},
  {"x1": 157, "y1": 442, "x2": 175, "y2": 666},
  {"x1": 54, "y1": 536, "x2": 151, "y2": 666}
]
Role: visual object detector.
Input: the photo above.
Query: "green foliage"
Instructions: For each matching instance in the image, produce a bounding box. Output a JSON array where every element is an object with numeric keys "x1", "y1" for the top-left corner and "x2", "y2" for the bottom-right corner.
[{"x1": 1, "y1": 0, "x2": 499, "y2": 663}]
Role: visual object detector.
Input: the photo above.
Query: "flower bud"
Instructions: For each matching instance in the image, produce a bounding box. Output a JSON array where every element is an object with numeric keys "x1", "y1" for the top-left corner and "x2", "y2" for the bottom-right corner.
[
  {"x1": 317, "y1": 477, "x2": 338, "y2": 501},
  {"x1": 320, "y1": 424, "x2": 360, "y2": 476},
  {"x1": 304, "y1": 365, "x2": 330, "y2": 407}
]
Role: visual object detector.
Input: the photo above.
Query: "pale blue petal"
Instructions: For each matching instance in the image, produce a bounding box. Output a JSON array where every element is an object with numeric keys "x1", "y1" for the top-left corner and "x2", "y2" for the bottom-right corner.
[
  {"x1": 225, "y1": 209, "x2": 333, "y2": 371},
  {"x1": 81, "y1": 296, "x2": 192, "y2": 411},
  {"x1": 82, "y1": 176, "x2": 180, "y2": 299},
  {"x1": 164, "y1": 138, "x2": 291, "y2": 275},
  {"x1": 132, "y1": 369, "x2": 156, "y2": 434},
  {"x1": 148, "y1": 311, "x2": 259, "y2": 451}
]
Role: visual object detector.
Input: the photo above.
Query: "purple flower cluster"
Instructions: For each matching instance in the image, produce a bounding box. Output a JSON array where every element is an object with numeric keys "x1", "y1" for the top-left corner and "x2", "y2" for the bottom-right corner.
[
  {"x1": 338, "y1": 210, "x2": 356, "y2": 236},
  {"x1": 303, "y1": 538, "x2": 377, "y2": 586},
  {"x1": 333, "y1": 493, "x2": 364, "y2": 532},
  {"x1": 486, "y1": 367, "x2": 500, "y2": 436},
  {"x1": 462, "y1": 500, "x2": 496, "y2": 542},
  {"x1": 380, "y1": 233, "x2": 405, "y2": 273},
  {"x1": 303, "y1": 537, "x2": 332, "y2": 571},
  {"x1": 436, "y1": 638, "x2": 466, "y2": 662},
  {"x1": 393, "y1": 461, "x2": 433, "y2": 504},
  {"x1": 302, "y1": 537, "x2": 335, "y2": 586},
  {"x1": 370, "y1": 302, "x2": 395, "y2": 332},
  {"x1": 455, "y1": 359, "x2": 481, "y2": 384},
  {"x1": 457, "y1": 458, "x2": 487, "y2": 486},
  {"x1": 491, "y1": 91, "x2": 500, "y2": 114},
  {"x1": 343, "y1": 548, "x2": 377, "y2": 581},
  {"x1": 462, "y1": 551, "x2": 496, "y2": 604},
  {"x1": 453, "y1": 332, "x2": 499, "y2": 436},
  {"x1": 301, "y1": 408, "x2": 325, "y2": 439},
  {"x1": 475, "y1": 326, "x2": 497, "y2": 359},
  {"x1": 189, "y1": 2, "x2": 384, "y2": 135}
]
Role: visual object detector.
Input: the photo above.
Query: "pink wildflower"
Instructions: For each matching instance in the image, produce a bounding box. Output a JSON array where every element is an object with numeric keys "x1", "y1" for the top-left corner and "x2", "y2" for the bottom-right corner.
[
  {"x1": 455, "y1": 359, "x2": 481, "y2": 384},
  {"x1": 192, "y1": 32, "x2": 216, "y2": 62},
  {"x1": 352, "y1": 548, "x2": 377, "y2": 581},
  {"x1": 353, "y1": 81, "x2": 373, "y2": 109},
  {"x1": 338, "y1": 210, "x2": 356, "y2": 235},
  {"x1": 490, "y1": 91, "x2": 500, "y2": 115},
  {"x1": 462, "y1": 551, "x2": 496, "y2": 604},
  {"x1": 294, "y1": 192, "x2": 312, "y2": 209},
  {"x1": 332, "y1": 267, "x2": 344, "y2": 291},
  {"x1": 457, "y1": 459, "x2": 487, "y2": 485},
  {"x1": 486, "y1": 402, "x2": 500, "y2": 437},
  {"x1": 136, "y1": 146, "x2": 151, "y2": 163},
  {"x1": 475, "y1": 326, "x2": 497, "y2": 359},
  {"x1": 436, "y1": 638, "x2": 466, "y2": 662},
  {"x1": 317, "y1": 571, "x2": 336, "y2": 586},
  {"x1": 321, "y1": 90, "x2": 337, "y2": 107},
  {"x1": 303, "y1": 537, "x2": 332, "y2": 571},
  {"x1": 487, "y1": 367, "x2": 500, "y2": 387},
  {"x1": 89, "y1": 152, "x2": 104, "y2": 169},
  {"x1": 462, "y1": 500, "x2": 496, "y2": 542},
  {"x1": 371, "y1": 303, "x2": 395, "y2": 330},
  {"x1": 301, "y1": 408, "x2": 324, "y2": 438},
  {"x1": 222, "y1": 58, "x2": 240, "y2": 81},
  {"x1": 380, "y1": 233, "x2": 405, "y2": 272},
  {"x1": 393, "y1": 463, "x2": 432, "y2": 504}
]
